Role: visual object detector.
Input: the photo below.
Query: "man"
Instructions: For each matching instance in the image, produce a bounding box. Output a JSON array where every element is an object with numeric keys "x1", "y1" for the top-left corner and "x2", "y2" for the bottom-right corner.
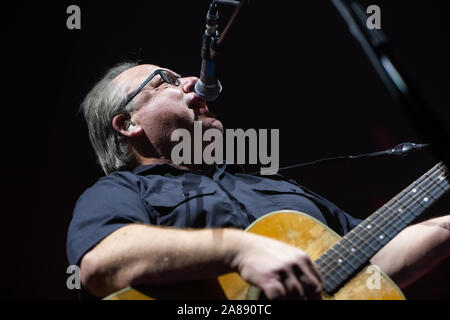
[{"x1": 67, "y1": 62, "x2": 450, "y2": 299}]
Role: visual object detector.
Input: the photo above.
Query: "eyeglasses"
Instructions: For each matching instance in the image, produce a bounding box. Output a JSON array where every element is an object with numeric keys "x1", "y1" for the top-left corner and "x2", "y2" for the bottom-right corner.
[{"x1": 122, "y1": 69, "x2": 181, "y2": 109}]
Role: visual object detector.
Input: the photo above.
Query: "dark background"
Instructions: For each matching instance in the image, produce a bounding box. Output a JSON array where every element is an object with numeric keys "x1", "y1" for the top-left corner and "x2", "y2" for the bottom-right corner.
[{"x1": 2, "y1": 0, "x2": 449, "y2": 299}]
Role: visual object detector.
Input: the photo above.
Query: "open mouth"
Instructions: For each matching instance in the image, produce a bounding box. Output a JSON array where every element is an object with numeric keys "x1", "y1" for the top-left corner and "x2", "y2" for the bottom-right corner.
[
  {"x1": 188, "y1": 95, "x2": 216, "y2": 119},
  {"x1": 188, "y1": 95, "x2": 207, "y2": 110},
  {"x1": 197, "y1": 109, "x2": 216, "y2": 119}
]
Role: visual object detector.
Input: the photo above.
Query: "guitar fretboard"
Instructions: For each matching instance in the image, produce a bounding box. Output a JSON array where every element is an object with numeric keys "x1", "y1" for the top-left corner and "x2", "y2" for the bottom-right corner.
[{"x1": 315, "y1": 162, "x2": 449, "y2": 294}]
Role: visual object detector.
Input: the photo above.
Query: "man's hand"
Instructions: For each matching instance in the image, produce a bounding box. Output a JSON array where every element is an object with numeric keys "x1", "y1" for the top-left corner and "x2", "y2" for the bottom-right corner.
[{"x1": 229, "y1": 232, "x2": 323, "y2": 300}]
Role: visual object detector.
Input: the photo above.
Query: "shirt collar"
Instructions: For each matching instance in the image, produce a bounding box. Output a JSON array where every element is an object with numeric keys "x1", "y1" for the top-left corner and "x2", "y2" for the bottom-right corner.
[
  {"x1": 132, "y1": 162, "x2": 246, "y2": 176},
  {"x1": 132, "y1": 163, "x2": 181, "y2": 176}
]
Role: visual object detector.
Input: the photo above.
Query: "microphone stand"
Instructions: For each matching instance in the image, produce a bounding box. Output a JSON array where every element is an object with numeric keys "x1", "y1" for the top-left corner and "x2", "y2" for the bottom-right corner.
[
  {"x1": 331, "y1": 0, "x2": 450, "y2": 168},
  {"x1": 213, "y1": 0, "x2": 247, "y2": 53},
  {"x1": 203, "y1": 0, "x2": 248, "y2": 58},
  {"x1": 195, "y1": 0, "x2": 247, "y2": 101}
]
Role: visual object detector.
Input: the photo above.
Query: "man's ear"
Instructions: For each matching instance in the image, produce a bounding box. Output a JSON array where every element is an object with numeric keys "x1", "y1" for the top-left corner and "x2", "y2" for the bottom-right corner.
[{"x1": 112, "y1": 114, "x2": 143, "y2": 137}]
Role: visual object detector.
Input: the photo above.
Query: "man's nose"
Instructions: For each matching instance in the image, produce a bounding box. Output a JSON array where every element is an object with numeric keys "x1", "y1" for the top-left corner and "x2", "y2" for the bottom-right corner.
[{"x1": 180, "y1": 76, "x2": 199, "y2": 93}]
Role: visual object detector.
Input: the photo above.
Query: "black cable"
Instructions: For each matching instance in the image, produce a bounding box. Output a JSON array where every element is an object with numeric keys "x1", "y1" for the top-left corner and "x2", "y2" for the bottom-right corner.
[{"x1": 249, "y1": 142, "x2": 442, "y2": 175}]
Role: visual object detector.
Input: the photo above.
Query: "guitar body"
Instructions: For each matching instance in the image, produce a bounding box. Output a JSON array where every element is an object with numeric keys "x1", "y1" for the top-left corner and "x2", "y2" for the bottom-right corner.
[{"x1": 105, "y1": 210, "x2": 405, "y2": 300}]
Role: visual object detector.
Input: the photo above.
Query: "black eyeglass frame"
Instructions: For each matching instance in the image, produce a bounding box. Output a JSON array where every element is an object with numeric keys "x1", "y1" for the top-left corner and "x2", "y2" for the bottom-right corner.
[{"x1": 122, "y1": 69, "x2": 181, "y2": 110}]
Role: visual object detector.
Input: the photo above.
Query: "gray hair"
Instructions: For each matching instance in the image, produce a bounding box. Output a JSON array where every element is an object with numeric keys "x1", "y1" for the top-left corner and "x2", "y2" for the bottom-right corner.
[{"x1": 81, "y1": 61, "x2": 139, "y2": 175}]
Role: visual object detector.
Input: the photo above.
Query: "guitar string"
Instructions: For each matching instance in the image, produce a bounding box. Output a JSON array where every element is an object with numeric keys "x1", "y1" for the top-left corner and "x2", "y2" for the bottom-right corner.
[
  {"x1": 321, "y1": 179, "x2": 444, "y2": 282},
  {"x1": 316, "y1": 163, "x2": 448, "y2": 284},
  {"x1": 320, "y1": 165, "x2": 447, "y2": 273},
  {"x1": 318, "y1": 164, "x2": 448, "y2": 285},
  {"x1": 320, "y1": 179, "x2": 447, "y2": 288},
  {"x1": 319, "y1": 181, "x2": 445, "y2": 286},
  {"x1": 318, "y1": 163, "x2": 448, "y2": 282},
  {"x1": 318, "y1": 164, "x2": 448, "y2": 287}
]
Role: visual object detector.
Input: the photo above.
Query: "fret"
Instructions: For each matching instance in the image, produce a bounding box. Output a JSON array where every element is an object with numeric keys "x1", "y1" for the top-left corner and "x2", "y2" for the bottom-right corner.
[
  {"x1": 386, "y1": 214, "x2": 409, "y2": 231},
  {"x1": 323, "y1": 265, "x2": 352, "y2": 292},
  {"x1": 344, "y1": 224, "x2": 377, "y2": 252},
  {"x1": 385, "y1": 197, "x2": 413, "y2": 221},
  {"x1": 368, "y1": 207, "x2": 402, "y2": 238},
  {"x1": 328, "y1": 246, "x2": 358, "y2": 271},
  {"x1": 405, "y1": 185, "x2": 431, "y2": 209},
  {"x1": 321, "y1": 273, "x2": 339, "y2": 293},
  {"x1": 390, "y1": 196, "x2": 419, "y2": 222},
  {"x1": 433, "y1": 181, "x2": 450, "y2": 197},
  {"x1": 315, "y1": 243, "x2": 361, "y2": 270},
  {"x1": 319, "y1": 224, "x2": 377, "y2": 277},
  {"x1": 360, "y1": 215, "x2": 396, "y2": 244},
  {"x1": 342, "y1": 234, "x2": 374, "y2": 259},
  {"x1": 436, "y1": 176, "x2": 450, "y2": 191},
  {"x1": 390, "y1": 205, "x2": 412, "y2": 223},
  {"x1": 413, "y1": 186, "x2": 439, "y2": 207},
  {"x1": 370, "y1": 226, "x2": 394, "y2": 245},
  {"x1": 323, "y1": 251, "x2": 342, "y2": 266},
  {"x1": 327, "y1": 248, "x2": 355, "y2": 276},
  {"x1": 373, "y1": 212, "x2": 403, "y2": 237},
  {"x1": 418, "y1": 170, "x2": 448, "y2": 193},
  {"x1": 416, "y1": 174, "x2": 442, "y2": 199},
  {"x1": 359, "y1": 223, "x2": 387, "y2": 250},
  {"x1": 370, "y1": 208, "x2": 403, "y2": 232},
  {"x1": 329, "y1": 245, "x2": 364, "y2": 273},
  {"x1": 430, "y1": 173, "x2": 449, "y2": 194},
  {"x1": 373, "y1": 226, "x2": 397, "y2": 243},
  {"x1": 318, "y1": 163, "x2": 449, "y2": 294},
  {"x1": 410, "y1": 183, "x2": 431, "y2": 200},
  {"x1": 346, "y1": 224, "x2": 379, "y2": 253},
  {"x1": 431, "y1": 173, "x2": 449, "y2": 191},
  {"x1": 328, "y1": 265, "x2": 351, "y2": 282},
  {"x1": 400, "y1": 187, "x2": 428, "y2": 211},
  {"x1": 404, "y1": 194, "x2": 426, "y2": 213},
  {"x1": 315, "y1": 253, "x2": 339, "y2": 273},
  {"x1": 334, "y1": 241, "x2": 367, "y2": 266},
  {"x1": 315, "y1": 235, "x2": 368, "y2": 275}
]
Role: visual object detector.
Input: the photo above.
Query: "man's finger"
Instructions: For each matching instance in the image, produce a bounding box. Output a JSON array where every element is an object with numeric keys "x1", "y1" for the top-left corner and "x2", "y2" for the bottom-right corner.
[
  {"x1": 283, "y1": 273, "x2": 305, "y2": 299},
  {"x1": 262, "y1": 280, "x2": 287, "y2": 300},
  {"x1": 294, "y1": 264, "x2": 323, "y2": 298}
]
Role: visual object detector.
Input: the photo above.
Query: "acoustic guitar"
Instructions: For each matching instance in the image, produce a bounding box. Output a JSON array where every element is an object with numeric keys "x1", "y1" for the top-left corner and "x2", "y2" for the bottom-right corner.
[{"x1": 104, "y1": 162, "x2": 449, "y2": 300}]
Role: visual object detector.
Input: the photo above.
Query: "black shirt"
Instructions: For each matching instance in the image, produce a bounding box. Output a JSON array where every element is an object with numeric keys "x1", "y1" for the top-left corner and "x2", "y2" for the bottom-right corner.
[{"x1": 67, "y1": 163, "x2": 361, "y2": 266}]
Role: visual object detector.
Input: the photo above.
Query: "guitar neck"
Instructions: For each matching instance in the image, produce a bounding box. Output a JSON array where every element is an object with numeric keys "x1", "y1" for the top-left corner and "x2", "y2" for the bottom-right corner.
[{"x1": 315, "y1": 162, "x2": 449, "y2": 294}]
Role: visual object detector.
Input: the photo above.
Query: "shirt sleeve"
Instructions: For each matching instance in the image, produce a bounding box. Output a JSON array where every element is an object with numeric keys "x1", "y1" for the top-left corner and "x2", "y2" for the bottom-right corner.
[{"x1": 66, "y1": 174, "x2": 151, "y2": 266}]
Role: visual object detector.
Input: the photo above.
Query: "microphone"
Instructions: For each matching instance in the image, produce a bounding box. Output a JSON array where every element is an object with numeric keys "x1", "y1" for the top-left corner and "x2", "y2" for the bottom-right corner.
[{"x1": 195, "y1": 2, "x2": 222, "y2": 101}]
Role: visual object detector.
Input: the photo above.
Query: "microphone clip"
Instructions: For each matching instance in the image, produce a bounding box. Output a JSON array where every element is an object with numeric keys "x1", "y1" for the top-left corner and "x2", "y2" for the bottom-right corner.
[
  {"x1": 195, "y1": 0, "x2": 246, "y2": 101},
  {"x1": 195, "y1": 1, "x2": 223, "y2": 101}
]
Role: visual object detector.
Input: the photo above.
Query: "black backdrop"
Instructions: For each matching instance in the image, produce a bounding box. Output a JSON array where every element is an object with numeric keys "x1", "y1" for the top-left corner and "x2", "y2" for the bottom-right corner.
[{"x1": 2, "y1": 0, "x2": 449, "y2": 299}]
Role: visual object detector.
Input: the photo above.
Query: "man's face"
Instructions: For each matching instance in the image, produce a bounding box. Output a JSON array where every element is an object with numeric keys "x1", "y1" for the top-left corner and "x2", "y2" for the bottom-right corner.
[{"x1": 113, "y1": 64, "x2": 223, "y2": 156}]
